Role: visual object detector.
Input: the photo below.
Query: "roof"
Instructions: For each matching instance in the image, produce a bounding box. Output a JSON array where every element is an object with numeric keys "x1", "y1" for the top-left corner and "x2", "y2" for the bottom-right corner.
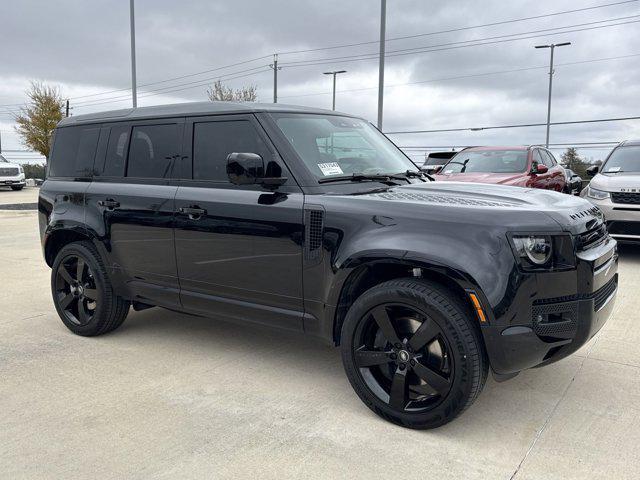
[{"x1": 58, "y1": 101, "x2": 350, "y2": 127}]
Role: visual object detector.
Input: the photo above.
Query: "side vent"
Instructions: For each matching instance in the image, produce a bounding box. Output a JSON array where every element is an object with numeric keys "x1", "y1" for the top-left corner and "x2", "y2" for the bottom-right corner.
[{"x1": 304, "y1": 207, "x2": 325, "y2": 262}]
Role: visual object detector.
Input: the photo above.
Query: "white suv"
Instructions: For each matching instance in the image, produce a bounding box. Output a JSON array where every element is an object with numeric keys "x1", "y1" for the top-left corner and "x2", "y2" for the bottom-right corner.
[
  {"x1": 0, "y1": 154, "x2": 26, "y2": 190},
  {"x1": 581, "y1": 139, "x2": 640, "y2": 241}
]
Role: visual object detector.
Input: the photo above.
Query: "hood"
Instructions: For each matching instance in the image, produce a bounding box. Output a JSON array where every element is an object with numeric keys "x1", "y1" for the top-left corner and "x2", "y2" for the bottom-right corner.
[
  {"x1": 434, "y1": 171, "x2": 525, "y2": 185},
  {"x1": 589, "y1": 172, "x2": 640, "y2": 192},
  {"x1": 341, "y1": 181, "x2": 603, "y2": 234}
]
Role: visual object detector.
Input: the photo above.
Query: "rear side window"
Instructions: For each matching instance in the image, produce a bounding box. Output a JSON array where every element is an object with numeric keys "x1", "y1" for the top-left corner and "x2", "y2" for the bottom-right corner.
[
  {"x1": 49, "y1": 126, "x2": 100, "y2": 177},
  {"x1": 192, "y1": 120, "x2": 271, "y2": 181},
  {"x1": 101, "y1": 125, "x2": 130, "y2": 177},
  {"x1": 127, "y1": 124, "x2": 179, "y2": 179}
]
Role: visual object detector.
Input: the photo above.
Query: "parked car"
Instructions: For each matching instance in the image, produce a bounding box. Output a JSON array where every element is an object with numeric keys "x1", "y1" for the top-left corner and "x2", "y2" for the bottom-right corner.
[
  {"x1": 39, "y1": 103, "x2": 617, "y2": 429},
  {"x1": 434, "y1": 146, "x2": 568, "y2": 191},
  {"x1": 420, "y1": 151, "x2": 457, "y2": 175},
  {"x1": 581, "y1": 139, "x2": 640, "y2": 241},
  {"x1": 564, "y1": 168, "x2": 583, "y2": 194},
  {"x1": 0, "y1": 154, "x2": 26, "y2": 190}
]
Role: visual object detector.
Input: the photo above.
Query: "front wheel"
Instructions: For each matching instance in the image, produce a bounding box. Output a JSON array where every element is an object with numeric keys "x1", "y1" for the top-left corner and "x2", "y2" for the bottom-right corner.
[
  {"x1": 11, "y1": 185, "x2": 24, "y2": 191},
  {"x1": 340, "y1": 278, "x2": 488, "y2": 429}
]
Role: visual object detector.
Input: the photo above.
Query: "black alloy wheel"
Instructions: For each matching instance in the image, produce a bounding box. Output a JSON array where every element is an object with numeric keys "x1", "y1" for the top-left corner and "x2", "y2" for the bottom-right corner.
[
  {"x1": 341, "y1": 278, "x2": 488, "y2": 429},
  {"x1": 54, "y1": 254, "x2": 98, "y2": 326},
  {"x1": 353, "y1": 303, "x2": 453, "y2": 412},
  {"x1": 51, "y1": 241, "x2": 129, "y2": 336}
]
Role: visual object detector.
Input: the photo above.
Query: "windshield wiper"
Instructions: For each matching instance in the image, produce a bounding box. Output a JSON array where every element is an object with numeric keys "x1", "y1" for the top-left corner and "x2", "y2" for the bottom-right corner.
[
  {"x1": 318, "y1": 173, "x2": 405, "y2": 185},
  {"x1": 399, "y1": 169, "x2": 433, "y2": 182}
]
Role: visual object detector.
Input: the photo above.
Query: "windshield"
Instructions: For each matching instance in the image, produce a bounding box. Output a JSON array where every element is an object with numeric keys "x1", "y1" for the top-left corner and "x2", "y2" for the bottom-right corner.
[
  {"x1": 442, "y1": 150, "x2": 528, "y2": 174},
  {"x1": 0, "y1": 155, "x2": 8, "y2": 163},
  {"x1": 272, "y1": 114, "x2": 417, "y2": 180},
  {"x1": 602, "y1": 146, "x2": 640, "y2": 173}
]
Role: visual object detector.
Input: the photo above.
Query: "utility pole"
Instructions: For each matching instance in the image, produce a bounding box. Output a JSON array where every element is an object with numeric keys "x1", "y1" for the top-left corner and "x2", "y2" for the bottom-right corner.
[
  {"x1": 535, "y1": 42, "x2": 571, "y2": 147},
  {"x1": 130, "y1": 0, "x2": 138, "y2": 108},
  {"x1": 65, "y1": 99, "x2": 70, "y2": 118},
  {"x1": 377, "y1": 0, "x2": 387, "y2": 129},
  {"x1": 271, "y1": 54, "x2": 279, "y2": 103},
  {"x1": 323, "y1": 70, "x2": 347, "y2": 110}
]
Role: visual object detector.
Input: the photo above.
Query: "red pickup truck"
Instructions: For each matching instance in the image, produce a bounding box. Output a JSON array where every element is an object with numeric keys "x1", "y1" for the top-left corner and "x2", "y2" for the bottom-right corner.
[{"x1": 433, "y1": 146, "x2": 568, "y2": 192}]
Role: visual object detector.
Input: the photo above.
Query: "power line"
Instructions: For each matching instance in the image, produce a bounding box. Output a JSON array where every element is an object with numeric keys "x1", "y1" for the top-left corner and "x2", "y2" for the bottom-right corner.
[
  {"x1": 69, "y1": 54, "x2": 273, "y2": 101},
  {"x1": 385, "y1": 116, "x2": 640, "y2": 135},
  {"x1": 279, "y1": 53, "x2": 640, "y2": 99},
  {"x1": 73, "y1": 67, "x2": 270, "y2": 109},
  {"x1": 276, "y1": 0, "x2": 639, "y2": 55},
  {"x1": 279, "y1": 16, "x2": 640, "y2": 68}
]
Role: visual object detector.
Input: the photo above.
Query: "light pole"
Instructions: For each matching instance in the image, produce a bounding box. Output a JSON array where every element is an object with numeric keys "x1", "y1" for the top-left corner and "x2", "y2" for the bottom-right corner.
[
  {"x1": 377, "y1": 0, "x2": 386, "y2": 129},
  {"x1": 535, "y1": 42, "x2": 571, "y2": 147},
  {"x1": 323, "y1": 70, "x2": 347, "y2": 110},
  {"x1": 130, "y1": 0, "x2": 137, "y2": 108}
]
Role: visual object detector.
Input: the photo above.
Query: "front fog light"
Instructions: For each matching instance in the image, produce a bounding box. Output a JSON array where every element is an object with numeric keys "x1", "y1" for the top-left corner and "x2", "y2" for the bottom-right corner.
[{"x1": 513, "y1": 235, "x2": 552, "y2": 265}]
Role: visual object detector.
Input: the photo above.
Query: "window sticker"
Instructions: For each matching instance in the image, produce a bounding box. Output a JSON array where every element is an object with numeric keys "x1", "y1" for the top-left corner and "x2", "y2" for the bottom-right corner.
[
  {"x1": 318, "y1": 162, "x2": 344, "y2": 176},
  {"x1": 606, "y1": 166, "x2": 621, "y2": 172}
]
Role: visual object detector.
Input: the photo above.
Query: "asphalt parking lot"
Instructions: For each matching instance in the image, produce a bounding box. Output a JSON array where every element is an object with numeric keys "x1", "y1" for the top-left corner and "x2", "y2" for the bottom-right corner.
[{"x1": 1, "y1": 187, "x2": 639, "y2": 479}]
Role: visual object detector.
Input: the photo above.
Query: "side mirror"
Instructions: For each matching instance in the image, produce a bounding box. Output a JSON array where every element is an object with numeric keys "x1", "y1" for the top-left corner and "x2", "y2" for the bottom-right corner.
[
  {"x1": 227, "y1": 152, "x2": 287, "y2": 188},
  {"x1": 531, "y1": 162, "x2": 548, "y2": 174},
  {"x1": 586, "y1": 165, "x2": 599, "y2": 177}
]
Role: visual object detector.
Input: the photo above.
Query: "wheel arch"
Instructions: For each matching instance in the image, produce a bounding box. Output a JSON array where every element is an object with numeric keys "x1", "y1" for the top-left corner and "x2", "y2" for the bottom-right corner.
[{"x1": 331, "y1": 255, "x2": 488, "y2": 346}]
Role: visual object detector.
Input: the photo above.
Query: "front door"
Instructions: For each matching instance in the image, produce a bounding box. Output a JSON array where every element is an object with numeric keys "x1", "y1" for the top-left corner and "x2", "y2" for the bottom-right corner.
[
  {"x1": 173, "y1": 114, "x2": 305, "y2": 331},
  {"x1": 85, "y1": 119, "x2": 184, "y2": 308}
]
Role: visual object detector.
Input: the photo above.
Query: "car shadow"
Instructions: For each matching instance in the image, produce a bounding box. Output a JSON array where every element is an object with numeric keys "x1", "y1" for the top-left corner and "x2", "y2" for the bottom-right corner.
[{"x1": 116, "y1": 305, "x2": 582, "y2": 435}]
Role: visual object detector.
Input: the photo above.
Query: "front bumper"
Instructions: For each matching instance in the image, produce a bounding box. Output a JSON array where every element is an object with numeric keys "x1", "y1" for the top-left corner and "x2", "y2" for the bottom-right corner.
[
  {"x1": 0, "y1": 175, "x2": 26, "y2": 186},
  {"x1": 585, "y1": 196, "x2": 640, "y2": 241},
  {"x1": 482, "y1": 237, "x2": 618, "y2": 375}
]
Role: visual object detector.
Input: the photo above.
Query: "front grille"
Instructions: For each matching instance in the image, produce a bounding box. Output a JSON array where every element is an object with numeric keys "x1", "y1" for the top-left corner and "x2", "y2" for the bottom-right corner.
[
  {"x1": 594, "y1": 276, "x2": 618, "y2": 311},
  {"x1": 611, "y1": 192, "x2": 640, "y2": 205},
  {"x1": 0, "y1": 167, "x2": 19, "y2": 176},
  {"x1": 607, "y1": 221, "x2": 640, "y2": 237},
  {"x1": 575, "y1": 223, "x2": 608, "y2": 250}
]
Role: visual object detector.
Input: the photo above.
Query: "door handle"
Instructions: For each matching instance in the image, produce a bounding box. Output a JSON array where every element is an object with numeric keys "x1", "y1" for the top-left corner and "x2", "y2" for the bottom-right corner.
[
  {"x1": 178, "y1": 206, "x2": 207, "y2": 219},
  {"x1": 98, "y1": 199, "x2": 120, "y2": 210}
]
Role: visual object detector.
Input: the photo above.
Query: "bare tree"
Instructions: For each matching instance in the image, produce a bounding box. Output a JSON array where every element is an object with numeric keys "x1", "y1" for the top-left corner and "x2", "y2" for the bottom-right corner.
[
  {"x1": 206, "y1": 80, "x2": 257, "y2": 102},
  {"x1": 14, "y1": 82, "x2": 65, "y2": 159}
]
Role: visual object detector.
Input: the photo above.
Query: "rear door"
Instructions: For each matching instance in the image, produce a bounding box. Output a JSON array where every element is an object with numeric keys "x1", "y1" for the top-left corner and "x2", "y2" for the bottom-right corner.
[
  {"x1": 173, "y1": 114, "x2": 305, "y2": 331},
  {"x1": 85, "y1": 118, "x2": 184, "y2": 308}
]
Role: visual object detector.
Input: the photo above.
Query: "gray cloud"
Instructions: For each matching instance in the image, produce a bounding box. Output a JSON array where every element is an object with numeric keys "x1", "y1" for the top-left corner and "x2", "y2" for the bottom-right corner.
[{"x1": 1, "y1": 0, "x2": 639, "y2": 161}]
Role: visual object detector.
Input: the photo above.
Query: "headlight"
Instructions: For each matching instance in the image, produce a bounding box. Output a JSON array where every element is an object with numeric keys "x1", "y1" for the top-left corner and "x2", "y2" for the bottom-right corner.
[
  {"x1": 509, "y1": 233, "x2": 575, "y2": 271},
  {"x1": 586, "y1": 185, "x2": 610, "y2": 200},
  {"x1": 513, "y1": 235, "x2": 552, "y2": 265}
]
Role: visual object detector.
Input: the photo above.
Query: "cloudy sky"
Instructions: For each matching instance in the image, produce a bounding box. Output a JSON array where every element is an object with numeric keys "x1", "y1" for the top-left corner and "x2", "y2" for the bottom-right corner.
[{"x1": 2, "y1": 0, "x2": 639, "y2": 164}]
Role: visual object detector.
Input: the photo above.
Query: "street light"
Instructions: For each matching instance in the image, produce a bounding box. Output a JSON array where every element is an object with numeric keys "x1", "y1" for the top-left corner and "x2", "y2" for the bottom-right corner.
[
  {"x1": 535, "y1": 42, "x2": 571, "y2": 147},
  {"x1": 323, "y1": 70, "x2": 347, "y2": 110}
]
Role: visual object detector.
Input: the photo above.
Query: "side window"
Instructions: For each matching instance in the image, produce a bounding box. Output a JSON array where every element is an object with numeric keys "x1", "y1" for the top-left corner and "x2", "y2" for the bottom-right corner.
[
  {"x1": 127, "y1": 124, "x2": 179, "y2": 179},
  {"x1": 192, "y1": 120, "x2": 271, "y2": 182},
  {"x1": 101, "y1": 125, "x2": 130, "y2": 177},
  {"x1": 533, "y1": 150, "x2": 545, "y2": 166},
  {"x1": 49, "y1": 126, "x2": 100, "y2": 177},
  {"x1": 544, "y1": 150, "x2": 557, "y2": 166}
]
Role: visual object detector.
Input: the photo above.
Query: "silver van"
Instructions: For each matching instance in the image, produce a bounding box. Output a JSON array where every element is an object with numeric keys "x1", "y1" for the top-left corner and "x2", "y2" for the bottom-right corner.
[{"x1": 581, "y1": 139, "x2": 640, "y2": 241}]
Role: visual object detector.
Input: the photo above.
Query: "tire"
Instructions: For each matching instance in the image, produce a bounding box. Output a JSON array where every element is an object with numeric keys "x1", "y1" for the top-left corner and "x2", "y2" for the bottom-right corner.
[
  {"x1": 51, "y1": 241, "x2": 129, "y2": 336},
  {"x1": 11, "y1": 185, "x2": 24, "y2": 191},
  {"x1": 340, "y1": 278, "x2": 488, "y2": 429}
]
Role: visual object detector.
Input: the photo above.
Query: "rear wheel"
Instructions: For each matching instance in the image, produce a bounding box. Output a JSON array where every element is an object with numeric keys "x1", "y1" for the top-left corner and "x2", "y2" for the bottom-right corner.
[
  {"x1": 51, "y1": 241, "x2": 129, "y2": 336},
  {"x1": 340, "y1": 278, "x2": 488, "y2": 429}
]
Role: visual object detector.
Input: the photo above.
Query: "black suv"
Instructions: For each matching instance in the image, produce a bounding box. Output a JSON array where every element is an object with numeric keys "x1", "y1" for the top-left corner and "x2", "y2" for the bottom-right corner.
[{"x1": 39, "y1": 102, "x2": 618, "y2": 429}]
